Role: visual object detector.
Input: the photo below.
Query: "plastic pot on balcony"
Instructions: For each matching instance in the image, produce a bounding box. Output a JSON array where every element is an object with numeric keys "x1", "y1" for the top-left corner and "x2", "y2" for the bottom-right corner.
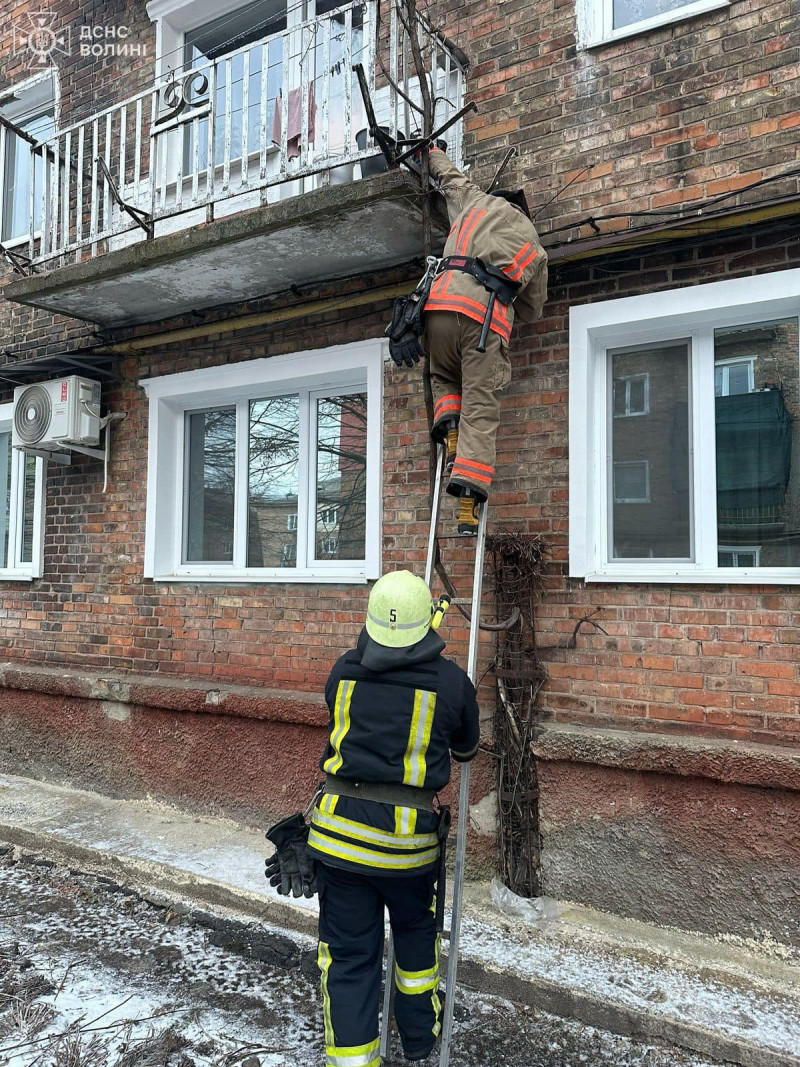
[{"x1": 356, "y1": 127, "x2": 396, "y2": 176}]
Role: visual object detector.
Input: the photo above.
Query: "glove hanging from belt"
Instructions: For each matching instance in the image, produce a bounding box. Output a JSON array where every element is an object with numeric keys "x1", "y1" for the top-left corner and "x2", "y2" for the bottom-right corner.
[
  {"x1": 385, "y1": 256, "x2": 439, "y2": 368},
  {"x1": 264, "y1": 812, "x2": 317, "y2": 898}
]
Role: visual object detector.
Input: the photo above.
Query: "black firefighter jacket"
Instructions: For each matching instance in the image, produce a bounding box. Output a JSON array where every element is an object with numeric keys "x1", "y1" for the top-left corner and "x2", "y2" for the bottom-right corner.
[{"x1": 307, "y1": 628, "x2": 480, "y2": 876}]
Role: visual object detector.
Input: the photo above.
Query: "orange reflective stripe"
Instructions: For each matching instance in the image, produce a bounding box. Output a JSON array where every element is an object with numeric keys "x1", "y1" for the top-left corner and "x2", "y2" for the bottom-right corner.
[
  {"x1": 455, "y1": 208, "x2": 479, "y2": 255},
  {"x1": 434, "y1": 394, "x2": 462, "y2": 412},
  {"x1": 507, "y1": 242, "x2": 532, "y2": 278},
  {"x1": 458, "y1": 208, "x2": 486, "y2": 255},
  {"x1": 454, "y1": 457, "x2": 494, "y2": 473},
  {"x1": 509, "y1": 247, "x2": 538, "y2": 280},
  {"x1": 452, "y1": 465, "x2": 493, "y2": 484},
  {"x1": 424, "y1": 294, "x2": 513, "y2": 341}
]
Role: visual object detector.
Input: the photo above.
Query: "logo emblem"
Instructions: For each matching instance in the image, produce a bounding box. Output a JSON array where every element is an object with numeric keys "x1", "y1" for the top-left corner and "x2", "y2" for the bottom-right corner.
[{"x1": 14, "y1": 11, "x2": 71, "y2": 63}]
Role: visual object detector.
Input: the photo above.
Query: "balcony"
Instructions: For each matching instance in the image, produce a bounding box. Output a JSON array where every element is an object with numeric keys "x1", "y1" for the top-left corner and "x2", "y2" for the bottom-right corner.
[{"x1": 3, "y1": 1, "x2": 465, "y2": 327}]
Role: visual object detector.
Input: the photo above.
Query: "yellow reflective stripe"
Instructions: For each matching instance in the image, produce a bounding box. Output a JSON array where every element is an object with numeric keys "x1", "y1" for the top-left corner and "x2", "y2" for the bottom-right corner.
[
  {"x1": 395, "y1": 939, "x2": 440, "y2": 995},
  {"x1": 325, "y1": 1039, "x2": 380, "y2": 1067},
  {"x1": 323, "y1": 680, "x2": 356, "y2": 774},
  {"x1": 402, "y1": 689, "x2": 436, "y2": 787},
  {"x1": 312, "y1": 808, "x2": 437, "y2": 851},
  {"x1": 394, "y1": 805, "x2": 417, "y2": 836},
  {"x1": 317, "y1": 941, "x2": 334, "y2": 1049},
  {"x1": 432, "y1": 986, "x2": 442, "y2": 1038},
  {"x1": 308, "y1": 827, "x2": 439, "y2": 870},
  {"x1": 320, "y1": 793, "x2": 339, "y2": 815}
]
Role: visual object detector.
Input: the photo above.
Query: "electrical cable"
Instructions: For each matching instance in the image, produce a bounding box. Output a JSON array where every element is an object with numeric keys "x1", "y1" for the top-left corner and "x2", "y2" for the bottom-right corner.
[{"x1": 543, "y1": 164, "x2": 800, "y2": 244}]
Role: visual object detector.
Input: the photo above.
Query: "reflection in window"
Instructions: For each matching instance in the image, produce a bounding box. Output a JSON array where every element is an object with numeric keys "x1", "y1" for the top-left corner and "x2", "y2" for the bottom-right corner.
[
  {"x1": 316, "y1": 394, "x2": 367, "y2": 561},
  {"x1": 718, "y1": 546, "x2": 761, "y2": 568},
  {"x1": 247, "y1": 395, "x2": 300, "y2": 568},
  {"x1": 185, "y1": 408, "x2": 236, "y2": 562},
  {"x1": 613, "y1": 373, "x2": 649, "y2": 417},
  {"x1": 0, "y1": 432, "x2": 11, "y2": 565},
  {"x1": 715, "y1": 357, "x2": 755, "y2": 397},
  {"x1": 612, "y1": 0, "x2": 694, "y2": 30},
  {"x1": 715, "y1": 319, "x2": 800, "y2": 567},
  {"x1": 614, "y1": 461, "x2": 650, "y2": 503},
  {"x1": 610, "y1": 342, "x2": 691, "y2": 560}
]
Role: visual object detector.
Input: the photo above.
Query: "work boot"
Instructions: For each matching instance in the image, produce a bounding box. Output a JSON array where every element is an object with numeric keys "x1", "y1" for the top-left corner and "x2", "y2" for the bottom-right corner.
[
  {"x1": 445, "y1": 425, "x2": 459, "y2": 472},
  {"x1": 457, "y1": 491, "x2": 480, "y2": 536}
]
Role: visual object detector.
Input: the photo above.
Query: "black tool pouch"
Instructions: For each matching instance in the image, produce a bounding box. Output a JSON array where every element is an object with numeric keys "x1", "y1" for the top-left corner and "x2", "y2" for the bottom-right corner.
[{"x1": 435, "y1": 805, "x2": 452, "y2": 933}]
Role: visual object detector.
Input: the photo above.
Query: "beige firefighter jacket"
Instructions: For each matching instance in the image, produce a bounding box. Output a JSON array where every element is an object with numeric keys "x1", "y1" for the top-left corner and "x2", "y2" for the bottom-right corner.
[{"x1": 424, "y1": 149, "x2": 548, "y2": 342}]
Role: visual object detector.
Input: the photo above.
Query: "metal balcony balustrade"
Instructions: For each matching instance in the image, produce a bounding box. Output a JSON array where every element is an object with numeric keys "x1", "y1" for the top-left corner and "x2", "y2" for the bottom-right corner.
[{"x1": 14, "y1": 1, "x2": 465, "y2": 270}]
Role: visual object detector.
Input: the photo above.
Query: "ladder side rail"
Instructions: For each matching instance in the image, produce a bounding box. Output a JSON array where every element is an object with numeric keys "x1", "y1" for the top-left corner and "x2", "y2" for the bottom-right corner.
[
  {"x1": 439, "y1": 500, "x2": 488, "y2": 1066},
  {"x1": 381, "y1": 443, "x2": 446, "y2": 1058}
]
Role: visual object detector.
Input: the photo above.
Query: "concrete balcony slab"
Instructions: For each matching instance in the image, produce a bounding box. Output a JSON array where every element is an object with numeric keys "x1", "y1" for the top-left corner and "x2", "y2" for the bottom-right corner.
[{"x1": 5, "y1": 171, "x2": 444, "y2": 329}]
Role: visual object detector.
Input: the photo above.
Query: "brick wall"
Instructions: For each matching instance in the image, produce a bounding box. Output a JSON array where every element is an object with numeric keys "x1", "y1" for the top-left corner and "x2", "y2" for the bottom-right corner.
[{"x1": 0, "y1": 0, "x2": 798, "y2": 748}]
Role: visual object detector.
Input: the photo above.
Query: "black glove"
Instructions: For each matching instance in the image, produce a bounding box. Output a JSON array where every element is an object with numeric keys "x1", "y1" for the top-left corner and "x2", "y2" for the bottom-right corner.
[
  {"x1": 389, "y1": 332, "x2": 425, "y2": 367},
  {"x1": 386, "y1": 293, "x2": 426, "y2": 368},
  {"x1": 264, "y1": 812, "x2": 317, "y2": 898},
  {"x1": 410, "y1": 138, "x2": 448, "y2": 162}
]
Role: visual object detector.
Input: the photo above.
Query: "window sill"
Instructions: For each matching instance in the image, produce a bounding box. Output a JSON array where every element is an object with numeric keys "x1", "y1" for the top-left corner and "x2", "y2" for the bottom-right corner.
[
  {"x1": 0, "y1": 571, "x2": 35, "y2": 582},
  {"x1": 151, "y1": 570, "x2": 369, "y2": 585},
  {"x1": 582, "y1": 0, "x2": 730, "y2": 49},
  {"x1": 581, "y1": 568, "x2": 800, "y2": 585}
]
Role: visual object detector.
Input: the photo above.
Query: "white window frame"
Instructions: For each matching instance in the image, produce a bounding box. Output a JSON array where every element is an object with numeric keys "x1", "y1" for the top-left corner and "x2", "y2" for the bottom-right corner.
[
  {"x1": 576, "y1": 0, "x2": 730, "y2": 49},
  {"x1": 287, "y1": 512, "x2": 298, "y2": 531},
  {"x1": 0, "y1": 69, "x2": 59, "y2": 248},
  {"x1": 0, "y1": 404, "x2": 46, "y2": 581},
  {"x1": 714, "y1": 356, "x2": 755, "y2": 397},
  {"x1": 613, "y1": 460, "x2": 650, "y2": 504},
  {"x1": 140, "y1": 340, "x2": 384, "y2": 583},
  {"x1": 570, "y1": 267, "x2": 800, "y2": 584},
  {"x1": 613, "y1": 372, "x2": 649, "y2": 417}
]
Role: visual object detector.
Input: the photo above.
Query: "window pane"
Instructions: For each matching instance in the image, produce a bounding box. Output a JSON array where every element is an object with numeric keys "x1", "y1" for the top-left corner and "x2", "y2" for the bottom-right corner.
[
  {"x1": 613, "y1": 0, "x2": 694, "y2": 30},
  {"x1": 185, "y1": 409, "x2": 236, "y2": 562},
  {"x1": 248, "y1": 395, "x2": 300, "y2": 568},
  {"x1": 2, "y1": 110, "x2": 56, "y2": 241},
  {"x1": 629, "y1": 376, "x2": 646, "y2": 413},
  {"x1": 316, "y1": 394, "x2": 367, "y2": 561},
  {"x1": 0, "y1": 432, "x2": 11, "y2": 567},
  {"x1": 726, "y1": 362, "x2": 752, "y2": 396},
  {"x1": 715, "y1": 318, "x2": 800, "y2": 567},
  {"x1": 19, "y1": 453, "x2": 36, "y2": 564},
  {"x1": 184, "y1": 0, "x2": 285, "y2": 170},
  {"x1": 610, "y1": 342, "x2": 691, "y2": 560}
]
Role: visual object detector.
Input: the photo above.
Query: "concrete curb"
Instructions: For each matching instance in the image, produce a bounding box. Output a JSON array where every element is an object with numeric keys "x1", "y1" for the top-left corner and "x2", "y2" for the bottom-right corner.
[{"x1": 3, "y1": 822, "x2": 799, "y2": 1067}]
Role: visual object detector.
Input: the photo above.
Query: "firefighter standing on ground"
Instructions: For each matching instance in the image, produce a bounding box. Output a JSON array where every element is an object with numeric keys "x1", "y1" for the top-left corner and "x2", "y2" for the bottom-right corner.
[
  {"x1": 305, "y1": 570, "x2": 480, "y2": 1066},
  {"x1": 391, "y1": 146, "x2": 548, "y2": 534}
]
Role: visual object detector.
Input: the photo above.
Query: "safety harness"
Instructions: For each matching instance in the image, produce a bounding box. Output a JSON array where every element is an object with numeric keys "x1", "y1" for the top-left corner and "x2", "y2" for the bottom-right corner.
[
  {"x1": 324, "y1": 774, "x2": 436, "y2": 812},
  {"x1": 324, "y1": 774, "x2": 452, "y2": 931},
  {"x1": 434, "y1": 254, "x2": 522, "y2": 352}
]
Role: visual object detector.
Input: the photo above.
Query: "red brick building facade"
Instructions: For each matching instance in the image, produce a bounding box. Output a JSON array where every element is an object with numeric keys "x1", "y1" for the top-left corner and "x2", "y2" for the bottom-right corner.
[{"x1": 1, "y1": 0, "x2": 799, "y2": 942}]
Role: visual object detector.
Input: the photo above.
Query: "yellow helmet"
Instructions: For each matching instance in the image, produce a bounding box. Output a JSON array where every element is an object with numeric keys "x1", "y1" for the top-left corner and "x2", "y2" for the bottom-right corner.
[{"x1": 365, "y1": 570, "x2": 434, "y2": 648}]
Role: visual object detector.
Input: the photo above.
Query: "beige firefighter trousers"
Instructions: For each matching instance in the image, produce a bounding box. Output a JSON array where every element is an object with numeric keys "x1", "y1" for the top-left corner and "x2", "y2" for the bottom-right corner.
[{"x1": 425, "y1": 310, "x2": 511, "y2": 501}]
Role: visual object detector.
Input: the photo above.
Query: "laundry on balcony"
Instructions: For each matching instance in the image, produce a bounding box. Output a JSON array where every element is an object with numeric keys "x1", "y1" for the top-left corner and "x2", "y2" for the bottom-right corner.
[
  {"x1": 715, "y1": 387, "x2": 793, "y2": 510},
  {"x1": 271, "y1": 86, "x2": 317, "y2": 160}
]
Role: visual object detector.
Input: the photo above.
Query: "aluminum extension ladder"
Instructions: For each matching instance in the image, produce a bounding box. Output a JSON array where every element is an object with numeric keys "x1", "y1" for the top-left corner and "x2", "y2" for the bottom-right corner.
[{"x1": 379, "y1": 443, "x2": 488, "y2": 1066}]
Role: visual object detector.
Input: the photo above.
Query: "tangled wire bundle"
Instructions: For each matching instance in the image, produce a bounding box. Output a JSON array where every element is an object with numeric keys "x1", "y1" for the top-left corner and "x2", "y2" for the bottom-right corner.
[{"x1": 487, "y1": 531, "x2": 550, "y2": 898}]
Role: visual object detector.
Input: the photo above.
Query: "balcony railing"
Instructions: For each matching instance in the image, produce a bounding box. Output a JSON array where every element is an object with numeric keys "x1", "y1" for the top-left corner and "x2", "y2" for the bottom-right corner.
[{"x1": 15, "y1": 1, "x2": 466, "y2": 269}]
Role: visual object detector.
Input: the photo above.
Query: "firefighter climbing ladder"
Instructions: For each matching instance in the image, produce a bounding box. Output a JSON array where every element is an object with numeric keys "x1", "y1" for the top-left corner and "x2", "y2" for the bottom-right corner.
[{"x1": 380, "y1": 443, "x2": 489, "y2": 1066}]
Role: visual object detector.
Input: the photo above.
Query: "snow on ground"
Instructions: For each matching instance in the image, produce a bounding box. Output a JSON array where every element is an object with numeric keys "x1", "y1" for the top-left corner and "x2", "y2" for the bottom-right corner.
[
  {"x1": 0, "y1": 849, "x2": 727, "y2": 1067},
  {"x1": 460, "y1": 908, "x2": 800, "y2": 1059}
]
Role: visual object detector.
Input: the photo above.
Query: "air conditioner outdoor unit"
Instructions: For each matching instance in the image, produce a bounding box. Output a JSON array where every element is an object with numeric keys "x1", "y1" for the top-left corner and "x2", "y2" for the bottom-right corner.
[{"x1": 12, "y1": 376, "x2": 102, "y2": 452}]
